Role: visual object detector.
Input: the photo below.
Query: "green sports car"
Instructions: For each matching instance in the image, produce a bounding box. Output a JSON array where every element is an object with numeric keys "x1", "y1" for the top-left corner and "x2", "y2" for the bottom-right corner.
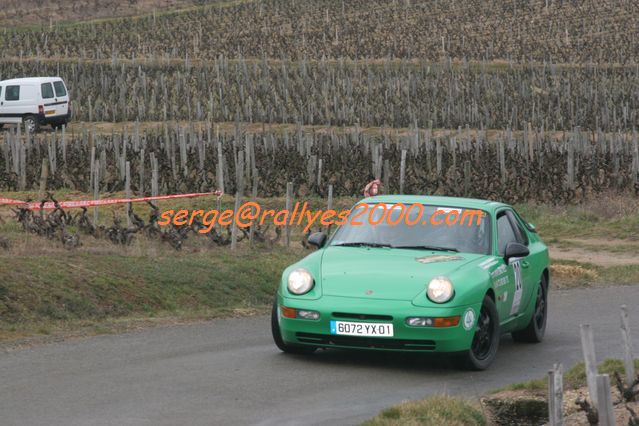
[{"x1": 271, "y1": 195, "x2": 550, "y2": 370}]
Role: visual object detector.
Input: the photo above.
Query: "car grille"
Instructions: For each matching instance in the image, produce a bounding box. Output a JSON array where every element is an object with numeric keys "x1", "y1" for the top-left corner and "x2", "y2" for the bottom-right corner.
[
  {"x1": 295, "y1": 332, "x2": 436, "y2": 351},
  {"x1": 332, "y1": 312, "x2": 393, "y2": 321}
]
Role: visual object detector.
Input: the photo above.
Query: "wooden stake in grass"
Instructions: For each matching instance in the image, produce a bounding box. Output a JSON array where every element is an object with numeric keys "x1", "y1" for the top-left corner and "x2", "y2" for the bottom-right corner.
[
  {"x1": 139, "y1": 147, "x2": 145, "y2": 195},
  {"x1": 231, "y1": 192, "x2": 241, "y2": 251},
  {"x1": 595, "y1": 374, "x2": 615, "y2": 426},
  {"x1": 89, "y1": 146, "x2": 96, "y2": 192},
  {"x1": 436, "y1": 138, "x2": 442, "y2": 175},
  {"x1": 249, "y1": 170, "x2": 259, "y2": 246},
  {"x1": 326, "y1": 184, "x2": 334, "y2": 236},
  {"x1": 463, "y1": 160, "x2": 471, "y2": 197},
  {"x1": 285, "y1": 182, "x2": 293, "y2": 247},
  {"x1": 632, "y1": 130, "x2": 639, "y2": 187},
  {"x1": 620, "y1": 305, "x2": 635, "y2": 384},
  {"x1": 580, "y1": 324, "x2": 598, "y2": 406},
  {"x1": 498, "y1": 137, "x2": 506, "y2": 185},
  {"x1": 61, "y1": 124, "x2": 66, "y2": 164},
  {"x1": 317, "y1": 158, "x2": 323, "y2": 192},
  {"x1": 216, "y1": 126, "x2": 225, "y2": 194},
  {"x1": 399, "y1": 149, "x2": 407, "y2": 194},
  {"x1": 150, "y1": 152, "x2": 158, "y2": 197},
  {"x1": 19, "y1": 135, "x2": 26, "y2": 191},
  {"x1": 383, "y1": 159, "x2": 390, "y2": 192},
  {"x1": 93, "y1": 165, "x2": 99, "y2": 224},
  {"x1": 567, "y1": 141, "x2": 575, "y2": 190},
  {"x1": 125, "y1": 161, "x2": 131, "y2": 227},
  {"x1": 38, "y1": 158, "x2": 48, "y2": 199},
  {"x1": 548, "y1": 363, "x2": 564, "y2": 426}
]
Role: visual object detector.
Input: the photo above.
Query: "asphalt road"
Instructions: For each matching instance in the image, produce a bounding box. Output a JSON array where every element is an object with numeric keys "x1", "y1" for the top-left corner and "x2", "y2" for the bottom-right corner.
[{"x1": 1, "y1": 286, "x2": 637, "y2": 426}]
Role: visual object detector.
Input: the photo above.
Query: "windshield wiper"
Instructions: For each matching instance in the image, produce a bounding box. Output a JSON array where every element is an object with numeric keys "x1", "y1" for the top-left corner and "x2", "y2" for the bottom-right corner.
[
  {"x1": 392, "y1": 245, "x2": 459, "y2": 252},
  {"x1": 333, "y1": 242, "x2": 392, "y2": 248}
]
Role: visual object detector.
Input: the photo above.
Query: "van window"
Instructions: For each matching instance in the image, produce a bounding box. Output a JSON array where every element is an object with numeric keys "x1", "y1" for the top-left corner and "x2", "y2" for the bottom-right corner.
[
  {"x1": 41, "y1": 83, "x2": 54, "y2": 99},
  {"x1": 5, "y1": 85, "x2": 20, "y2": 101},
  {"x1": 0, "y1": 87, "x2": 2, "y2": 99},
  {"x1": 53, "y1": 81, "x2": 67, "y2": 97}
]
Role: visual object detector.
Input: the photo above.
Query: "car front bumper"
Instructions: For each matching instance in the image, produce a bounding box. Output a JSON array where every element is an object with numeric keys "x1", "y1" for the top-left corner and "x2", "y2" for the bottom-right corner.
[{"x1": 277, "y1": 293, "x2": 481, "y2": 353}]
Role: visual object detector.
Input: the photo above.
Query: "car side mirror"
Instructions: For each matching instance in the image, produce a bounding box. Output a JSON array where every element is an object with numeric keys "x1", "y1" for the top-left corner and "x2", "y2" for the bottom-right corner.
[
  {"x1": 504, "y1": 242, "x2": 529, "y2": 263},
  {"x1": 308, "y1": 232, "x2": 327, "y2": 249},
  {"x1": 528, "y1": 223, "x2": 537, "y2": 233}
]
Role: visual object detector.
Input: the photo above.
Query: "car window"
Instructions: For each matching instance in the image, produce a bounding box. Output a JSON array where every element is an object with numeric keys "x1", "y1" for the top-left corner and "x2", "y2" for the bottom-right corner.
[
  {"x1": 0, "y1": 86, "x2": 2, "y2": 99},
  {"x1": 497, "y1": 212, "x2": 518, "y2": 256},
  {"x1": 41, "y1": 83, "x2": 54, "y2": 99},
  {"x1": 53, "y1": 81, "x2": 67, "y2": 97},
  {"x1": 507, "y1": 211, "x2": 529, "y2": 245},
  {"x1": 330, "y1": 203, "x2": 491, "y2": 255},
  {"x1": 5, "y1": 85, "x2": 20, "y2": 101},
  {"x1": 512, "y1": 208, "x2": 536, "y2": 233}
]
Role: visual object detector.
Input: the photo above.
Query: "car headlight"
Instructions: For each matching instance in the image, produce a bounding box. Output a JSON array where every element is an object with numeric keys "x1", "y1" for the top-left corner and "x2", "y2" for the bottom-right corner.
[
  {"x1": 287, "y1": 268, "x2": 314, "y2": 295},
  {"x1": 427, "y1": 276, "x2": 454, "y2": 303}
]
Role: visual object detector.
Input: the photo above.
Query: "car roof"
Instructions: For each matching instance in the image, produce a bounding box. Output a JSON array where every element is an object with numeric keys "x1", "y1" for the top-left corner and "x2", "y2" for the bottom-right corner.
[
  {"x1": 0, "y1": 77, "x2": 63, "y2": 85},
  {"x1": 359, "y1": 195, "x2": 510, "y2": 212}
]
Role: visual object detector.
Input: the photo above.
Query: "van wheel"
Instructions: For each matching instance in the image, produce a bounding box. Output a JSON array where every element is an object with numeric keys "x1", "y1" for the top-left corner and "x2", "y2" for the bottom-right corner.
[{"x1": 22, "y1": 115, "x2": 39, "y2": 133}]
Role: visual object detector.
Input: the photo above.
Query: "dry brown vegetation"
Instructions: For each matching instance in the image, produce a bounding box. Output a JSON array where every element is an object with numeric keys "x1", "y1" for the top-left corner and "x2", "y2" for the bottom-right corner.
[
  {"x1": 0, "y1": 0, "x2": 224, "y2": 28},
  {"x1": 2, "y1": 0, "x2": 637, "y2": 63},
  {"x1": 1, "y1": 58, "x2": 637, "y2": 130},
  {"x1": 2, "y1": 123, "x2": 638, "y2": 203}
]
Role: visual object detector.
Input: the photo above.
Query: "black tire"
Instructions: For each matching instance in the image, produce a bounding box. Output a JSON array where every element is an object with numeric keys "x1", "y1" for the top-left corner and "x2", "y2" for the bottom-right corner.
[
  {"x1": 512, "y1": 275, "x2": 548, "y2": 343},
  {"x1": 456, "y1": 295, "x2": 500, "y2": 370},
  {"x1": 22, "y1": 115, "x2": 39, "y2": 133},
  {"x1": 271, "y1": 298, "x2": 316, "y2": 354}
]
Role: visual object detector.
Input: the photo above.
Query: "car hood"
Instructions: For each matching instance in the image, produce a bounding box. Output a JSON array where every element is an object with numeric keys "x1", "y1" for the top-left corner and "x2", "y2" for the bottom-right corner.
[{"x1": 320, "y1": 246, "x2": 486, "y2": 301}]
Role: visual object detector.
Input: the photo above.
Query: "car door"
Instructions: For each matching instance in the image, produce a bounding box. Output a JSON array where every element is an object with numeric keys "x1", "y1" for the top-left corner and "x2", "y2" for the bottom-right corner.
[
  {"x1": 40, "y1": 82, "x2": 57, "y2": 118},
  {"x1": 492, "y1": 209, "x2": 531, "y2": 321},
  {"x1": 2, "y1": 84, "x2": 22, "y2": 124},
  {"x1": 505, "y1": 210, "x2": 536, "y2": 311},
  {"x1": 52, "y1": 80, "x2": 69, "y2": 117},
  {"x1": 0, "y1": 85, "x2": 4, "y2": 123}
]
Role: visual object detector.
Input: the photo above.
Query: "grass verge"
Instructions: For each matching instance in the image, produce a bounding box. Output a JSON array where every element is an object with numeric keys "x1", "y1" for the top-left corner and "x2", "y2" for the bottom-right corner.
[
  {"x1": 0, "y1": 247, "x2": 300, "y2": 343},
  {"x1": 364, "y1": 358, "x2": 639, "y2": 425},
  {"x1": 492, "y1": 358, "x2": 639, "y2": 395},
  {"x1": 362, "y1": 395, "x2": 486, "y2": 426},
  {"x1": 550, "y1": 260, "x2": 639, "y2": 289}
]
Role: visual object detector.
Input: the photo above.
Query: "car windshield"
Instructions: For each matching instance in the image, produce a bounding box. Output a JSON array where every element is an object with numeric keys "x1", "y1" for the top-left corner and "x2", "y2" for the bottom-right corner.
[{"x1": 330, "y1": 203, "x2": 491, "y2": 255}]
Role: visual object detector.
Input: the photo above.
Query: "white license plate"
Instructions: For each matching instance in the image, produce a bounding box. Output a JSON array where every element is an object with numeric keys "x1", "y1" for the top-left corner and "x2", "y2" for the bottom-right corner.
[{"x1": 330, "y1": 320, "x2": 394, "y2": 337}]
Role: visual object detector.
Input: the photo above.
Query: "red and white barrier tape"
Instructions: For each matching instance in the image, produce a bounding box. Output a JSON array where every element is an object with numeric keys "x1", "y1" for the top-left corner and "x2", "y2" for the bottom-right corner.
[{"x1": 0, "y1": 191, "x2": 224, "y2": 210}]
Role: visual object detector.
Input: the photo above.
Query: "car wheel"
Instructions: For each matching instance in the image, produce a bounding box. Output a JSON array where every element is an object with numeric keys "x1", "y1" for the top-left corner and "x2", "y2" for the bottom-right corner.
[
  {"x1": 271, "y1": 298, "x2": 316, "y2": 354},
  {"x1": 512, "y1": 275, "x2": 547, "y2": 343},
  {"x1": 22, "y1": 115, "x2": 39, "y2": 133},
  {"x1": 456, "y1": 295, "x2": 500, "y2": 370}
]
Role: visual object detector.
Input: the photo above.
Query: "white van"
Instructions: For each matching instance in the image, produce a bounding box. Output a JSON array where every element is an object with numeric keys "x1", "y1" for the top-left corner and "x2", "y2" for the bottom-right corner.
[{"x1": 0, "y1": 77, "x2": 71, "y2": 133}]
